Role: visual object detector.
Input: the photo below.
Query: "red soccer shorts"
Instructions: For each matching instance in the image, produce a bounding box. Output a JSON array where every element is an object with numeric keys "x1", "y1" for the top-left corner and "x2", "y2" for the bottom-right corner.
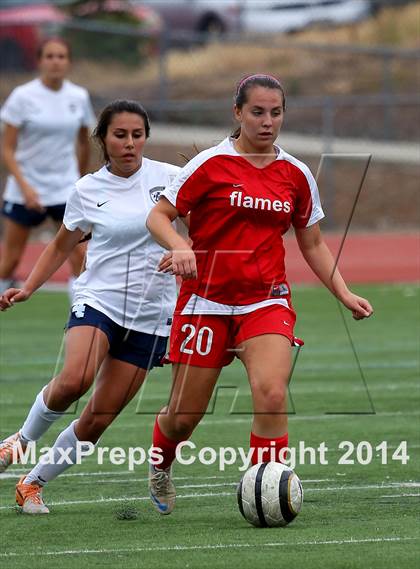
[{"x1": 167, "y1": 304, "x2": 298, "y2": 368}]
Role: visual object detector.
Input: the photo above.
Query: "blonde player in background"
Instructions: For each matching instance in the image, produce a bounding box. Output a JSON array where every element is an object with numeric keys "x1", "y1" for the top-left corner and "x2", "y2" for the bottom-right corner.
[{"x1": 0, "y1": 38, "x2": 95, "y2": 297}]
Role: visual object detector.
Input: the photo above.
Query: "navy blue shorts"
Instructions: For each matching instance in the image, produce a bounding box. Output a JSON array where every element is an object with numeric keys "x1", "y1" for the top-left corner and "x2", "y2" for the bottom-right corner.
[
  {"x1": 2, "y1": 201, "x2": 66, "y2": 227},
  {"x1": 66, "y1": 304, "x2": 168, "y2": 370}
]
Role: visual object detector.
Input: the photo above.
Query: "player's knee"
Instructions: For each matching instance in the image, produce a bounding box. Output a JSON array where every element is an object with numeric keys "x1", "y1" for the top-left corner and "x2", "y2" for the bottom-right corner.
[
  {"x1": 1, "y1": 252, "x2": 20, "y2": 273},
  {"x1": 170, "y1": 414, "x2": 200, "y2": 439},
  {"x1": 255, "y1": 384, "x2": 287, "y2": 413},
  {"x1": 54, "y1": 371, "x2": 92, "y2": 404},
  {"x1": 77, "y1": 415, "x2": 108, "y2": 443}
]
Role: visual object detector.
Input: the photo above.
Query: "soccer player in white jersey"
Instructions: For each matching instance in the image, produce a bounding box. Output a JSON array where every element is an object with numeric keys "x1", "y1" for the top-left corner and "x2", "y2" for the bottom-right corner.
[
  {"x1": 146, "y1": 74, "x2": 374, "y2": 515},
  {"x1": 0, "y1": 100, "x2": 179, "y2": 514},
  {"x1": 0, "y1": 38, "x2": 96, "y2": 296}
]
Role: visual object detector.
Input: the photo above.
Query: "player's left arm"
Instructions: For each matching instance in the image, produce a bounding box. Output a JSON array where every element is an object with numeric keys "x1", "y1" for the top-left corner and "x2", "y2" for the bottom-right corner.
[
  {"x1": 147, "y1": 198, "x2": 197, "y2": 279},
  {"x1": 295, "y1": 223, "x2": 373, "y2": 320},
  {"x1": 77, "y1": 126, "x2": 91, "y2": 176}
]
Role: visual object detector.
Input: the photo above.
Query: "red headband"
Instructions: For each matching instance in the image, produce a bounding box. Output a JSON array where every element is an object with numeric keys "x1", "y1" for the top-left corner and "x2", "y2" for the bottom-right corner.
[{"x1": 236, "y1": 73, "x2": 281, "y2": 95}]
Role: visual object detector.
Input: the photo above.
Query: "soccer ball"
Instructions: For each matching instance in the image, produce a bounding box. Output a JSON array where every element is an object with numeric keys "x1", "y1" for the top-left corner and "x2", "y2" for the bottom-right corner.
[{"x1": 237, "y1": 462, "x2": 303, "y2": 527}]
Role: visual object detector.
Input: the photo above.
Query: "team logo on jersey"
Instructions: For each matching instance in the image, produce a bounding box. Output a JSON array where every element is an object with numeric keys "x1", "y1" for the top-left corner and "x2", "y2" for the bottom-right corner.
[
  {"x1": 3, "y1": 201, "x2": 13, "y2": 214},
  {"x1": 270, "y1": 283, "x2": 289, "y2": 297},
  {"x1": 149, "y1": 186, "x2": 165, "y2": 204},
  {"x1": 69, "y1": 102, "x2": 78, "y2": 113},
  {"x1": 72, "y1": 304, "x2": 86, "y2": 318}
]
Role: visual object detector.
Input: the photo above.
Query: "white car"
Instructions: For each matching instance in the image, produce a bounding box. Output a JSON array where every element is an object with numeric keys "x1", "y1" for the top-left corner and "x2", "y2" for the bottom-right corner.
[
  {"x1": 242, "y1": 0, "x2": 372, "y2": 34},
  {"x1": 134, "y1": 0, "x2": 243, "y2": 35}
]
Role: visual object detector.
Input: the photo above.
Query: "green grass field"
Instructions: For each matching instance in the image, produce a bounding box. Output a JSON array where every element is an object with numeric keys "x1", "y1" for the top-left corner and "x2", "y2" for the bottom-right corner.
[{"x1": 0, "y1": 284, "x2": 419, "y2": 569}]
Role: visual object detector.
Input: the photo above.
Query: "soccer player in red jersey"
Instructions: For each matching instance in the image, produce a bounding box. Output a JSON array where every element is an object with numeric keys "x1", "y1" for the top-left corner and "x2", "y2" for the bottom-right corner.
[{"x1": 146, "y1": 74, "x2": 373, "y2": 514}]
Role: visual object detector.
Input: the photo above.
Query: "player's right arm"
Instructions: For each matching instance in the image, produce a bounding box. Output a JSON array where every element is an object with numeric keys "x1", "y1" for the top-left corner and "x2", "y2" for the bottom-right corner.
[
  {"x1": 1, "y1": 123, "x2": 44, "y2": 212},
  {"x1": 146, "y1": 197, "x2": 197, "y2": 280},
  {"x1": 0, "y1": 225, "x2": 84, "y2": 310}
]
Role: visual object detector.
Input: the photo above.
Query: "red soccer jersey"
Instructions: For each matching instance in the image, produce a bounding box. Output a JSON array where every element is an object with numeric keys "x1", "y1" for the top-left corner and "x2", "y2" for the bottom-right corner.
[{"x1": 162, "y1": 137, "x2": 324, "y2": 312}]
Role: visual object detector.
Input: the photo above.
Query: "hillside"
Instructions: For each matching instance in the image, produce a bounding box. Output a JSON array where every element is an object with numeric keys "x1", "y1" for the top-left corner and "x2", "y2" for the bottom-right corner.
[{"x1": 1, "y1": 1, "x2": 419, "y2": 103}]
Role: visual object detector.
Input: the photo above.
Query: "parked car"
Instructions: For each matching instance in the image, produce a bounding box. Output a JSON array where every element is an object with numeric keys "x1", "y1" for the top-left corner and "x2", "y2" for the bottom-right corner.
[
  {"x1": 134, "y1": 0, "x2": 243, "y2": 40},
  {"x1": 242, "y1": 0, "x2": 373, "y2": 34},
  {"x1": 0, "y1": 1, "x2": 67, "y2": 70}
]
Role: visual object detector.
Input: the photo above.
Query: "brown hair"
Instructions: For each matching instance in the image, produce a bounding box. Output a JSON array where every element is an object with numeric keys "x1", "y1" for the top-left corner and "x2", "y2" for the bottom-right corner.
[
  {"x1": 37, "y1": 37, "x2": 72, "y2": 60},
  {"x1": 93, "y1": 100, "x2": 151, "y2": 162},
  {"x1": 232, "y1": 74, "x2": 286, "y2": 139}
]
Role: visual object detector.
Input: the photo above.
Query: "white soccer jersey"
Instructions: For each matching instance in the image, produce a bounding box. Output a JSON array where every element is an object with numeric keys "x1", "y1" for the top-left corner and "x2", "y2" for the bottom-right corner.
[
  {"x1": 0, "y1": 79, "x2": 96, "y2": 206},
  {"x1": 63, "y1": 159, "x2": 180, "y2": 336}
]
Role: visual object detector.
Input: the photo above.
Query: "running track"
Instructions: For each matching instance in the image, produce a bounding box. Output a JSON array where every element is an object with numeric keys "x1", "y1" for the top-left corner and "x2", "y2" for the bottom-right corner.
[{"x1": 10, "y1": 233, "x2": 419, "y2": 285}]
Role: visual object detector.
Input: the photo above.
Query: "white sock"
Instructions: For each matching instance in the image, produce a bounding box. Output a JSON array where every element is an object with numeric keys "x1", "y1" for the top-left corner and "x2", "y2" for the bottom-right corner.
[
  {"x1": 25, "y1": 420, "x2": 93, "y2": 486},
  {"x1": 0, "y1": 278, "x2": 15, "y2": 294},
  {"x1": 20, "y1": 387, "x2": 65, "y2": 442}
]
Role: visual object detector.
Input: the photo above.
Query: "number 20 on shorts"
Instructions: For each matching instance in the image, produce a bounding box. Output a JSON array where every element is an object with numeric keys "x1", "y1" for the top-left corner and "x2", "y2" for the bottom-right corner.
[{"x1": 180, "y1": 324, "x2": 214, "y2": 356}]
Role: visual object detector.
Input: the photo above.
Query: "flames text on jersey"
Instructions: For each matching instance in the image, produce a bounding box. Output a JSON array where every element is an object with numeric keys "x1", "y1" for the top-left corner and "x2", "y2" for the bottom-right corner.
[{"x1": 229, "y1": 191, "x2": 291, "y2": 213}]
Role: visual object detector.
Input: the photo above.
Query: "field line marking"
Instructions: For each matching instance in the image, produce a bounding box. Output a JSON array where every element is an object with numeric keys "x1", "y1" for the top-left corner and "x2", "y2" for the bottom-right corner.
[
  {"x1": 1, "y1": 482, "x2": 419, "y2": 510},
  {"x1": 306, "y1": 482, "x2": 420, "y2": 492},
  {"x1": 0, "y1": 537, "x2": 417, "y2": 558},
  {"x1": 0, "y1": 470, "x2": 334, "y2": 482},
  {"x1": 381, "y1": 493, "x2": 420, "y2": 498},
  {"x1": 1, "y1": 411, "x2": 419, "y2": 432},
  {"x1": 200, "y1": 410, "x2": 420, "y2": 425},
  {"x1": 0, "y1": 491, "x2": 234, "y2": 510},
  {"x1": 0, "y1": 472, "x2": 228, "y2": 481},
  {"x1": 75, "y1": 477, "x2": 333, "y2": 485}
]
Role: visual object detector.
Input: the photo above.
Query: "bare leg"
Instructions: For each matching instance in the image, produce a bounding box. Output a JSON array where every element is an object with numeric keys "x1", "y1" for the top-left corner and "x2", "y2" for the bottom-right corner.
[
  {"x1": 158, "y1": 363, "x2": 222, "y2": 440},
  {"x1": 75, "y1": 357, "x2": 148, "y2": 442},
  {"x1": 0, "y1": 325, "x2": 110, "y2": 475},
  {"x1": 43, "y1": 326, "x2": 110, "y2": 412},
  {"x1": 21, "y1": 358, "x2": 148, "y2": 490},
  {"x1": 239, "y1": 334, "x2": 292, "y2": 438},
  {"x1": 0, "y1": 218, "x2": 31, "y2": 280},
  {"x1": 149, "y1": 364, "x2": 222, "y2": 514}
]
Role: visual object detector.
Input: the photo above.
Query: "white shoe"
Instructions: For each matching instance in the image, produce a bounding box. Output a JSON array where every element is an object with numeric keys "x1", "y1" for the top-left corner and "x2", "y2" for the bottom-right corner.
[
  {"x1": 149, "y1": 464, "x2": 176, "y2": 515},
  {"x1": 0, "y1": 432, "x2": 26, "y2": 473},
  {"x1": 16, "y1": 476, "x2": 49, "y2": 514}
]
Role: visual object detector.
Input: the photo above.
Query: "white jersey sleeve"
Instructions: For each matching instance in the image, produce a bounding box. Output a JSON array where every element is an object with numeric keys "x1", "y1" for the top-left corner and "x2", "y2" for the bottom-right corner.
[
  {"x1": 161, "y1": 145, "x2": 221, "y2": 215},
  {"x1": 63, "y1": 185, "x2": 92, "y2": 233},
  {"x1": 80, "y1": 89, "x2": 96, "y2": 129},
  {"x1": 282, "y1": 151, "x2": 325, "y2": 228},
  {"x1": 296, "y1": 162, "x2": 324, "y2": 228},
  {"x1": 165, "y1": 162, "x2": 182, "y2": 181},
  {"x1": 0, "y1": 87, "x2": 25, "y2": 127}
]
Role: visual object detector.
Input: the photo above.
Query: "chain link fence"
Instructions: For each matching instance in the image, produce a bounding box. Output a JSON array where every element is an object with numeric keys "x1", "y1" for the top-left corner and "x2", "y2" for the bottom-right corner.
[{"x1": 1, "y1": 18, "x2": 419, "y2": 141}]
